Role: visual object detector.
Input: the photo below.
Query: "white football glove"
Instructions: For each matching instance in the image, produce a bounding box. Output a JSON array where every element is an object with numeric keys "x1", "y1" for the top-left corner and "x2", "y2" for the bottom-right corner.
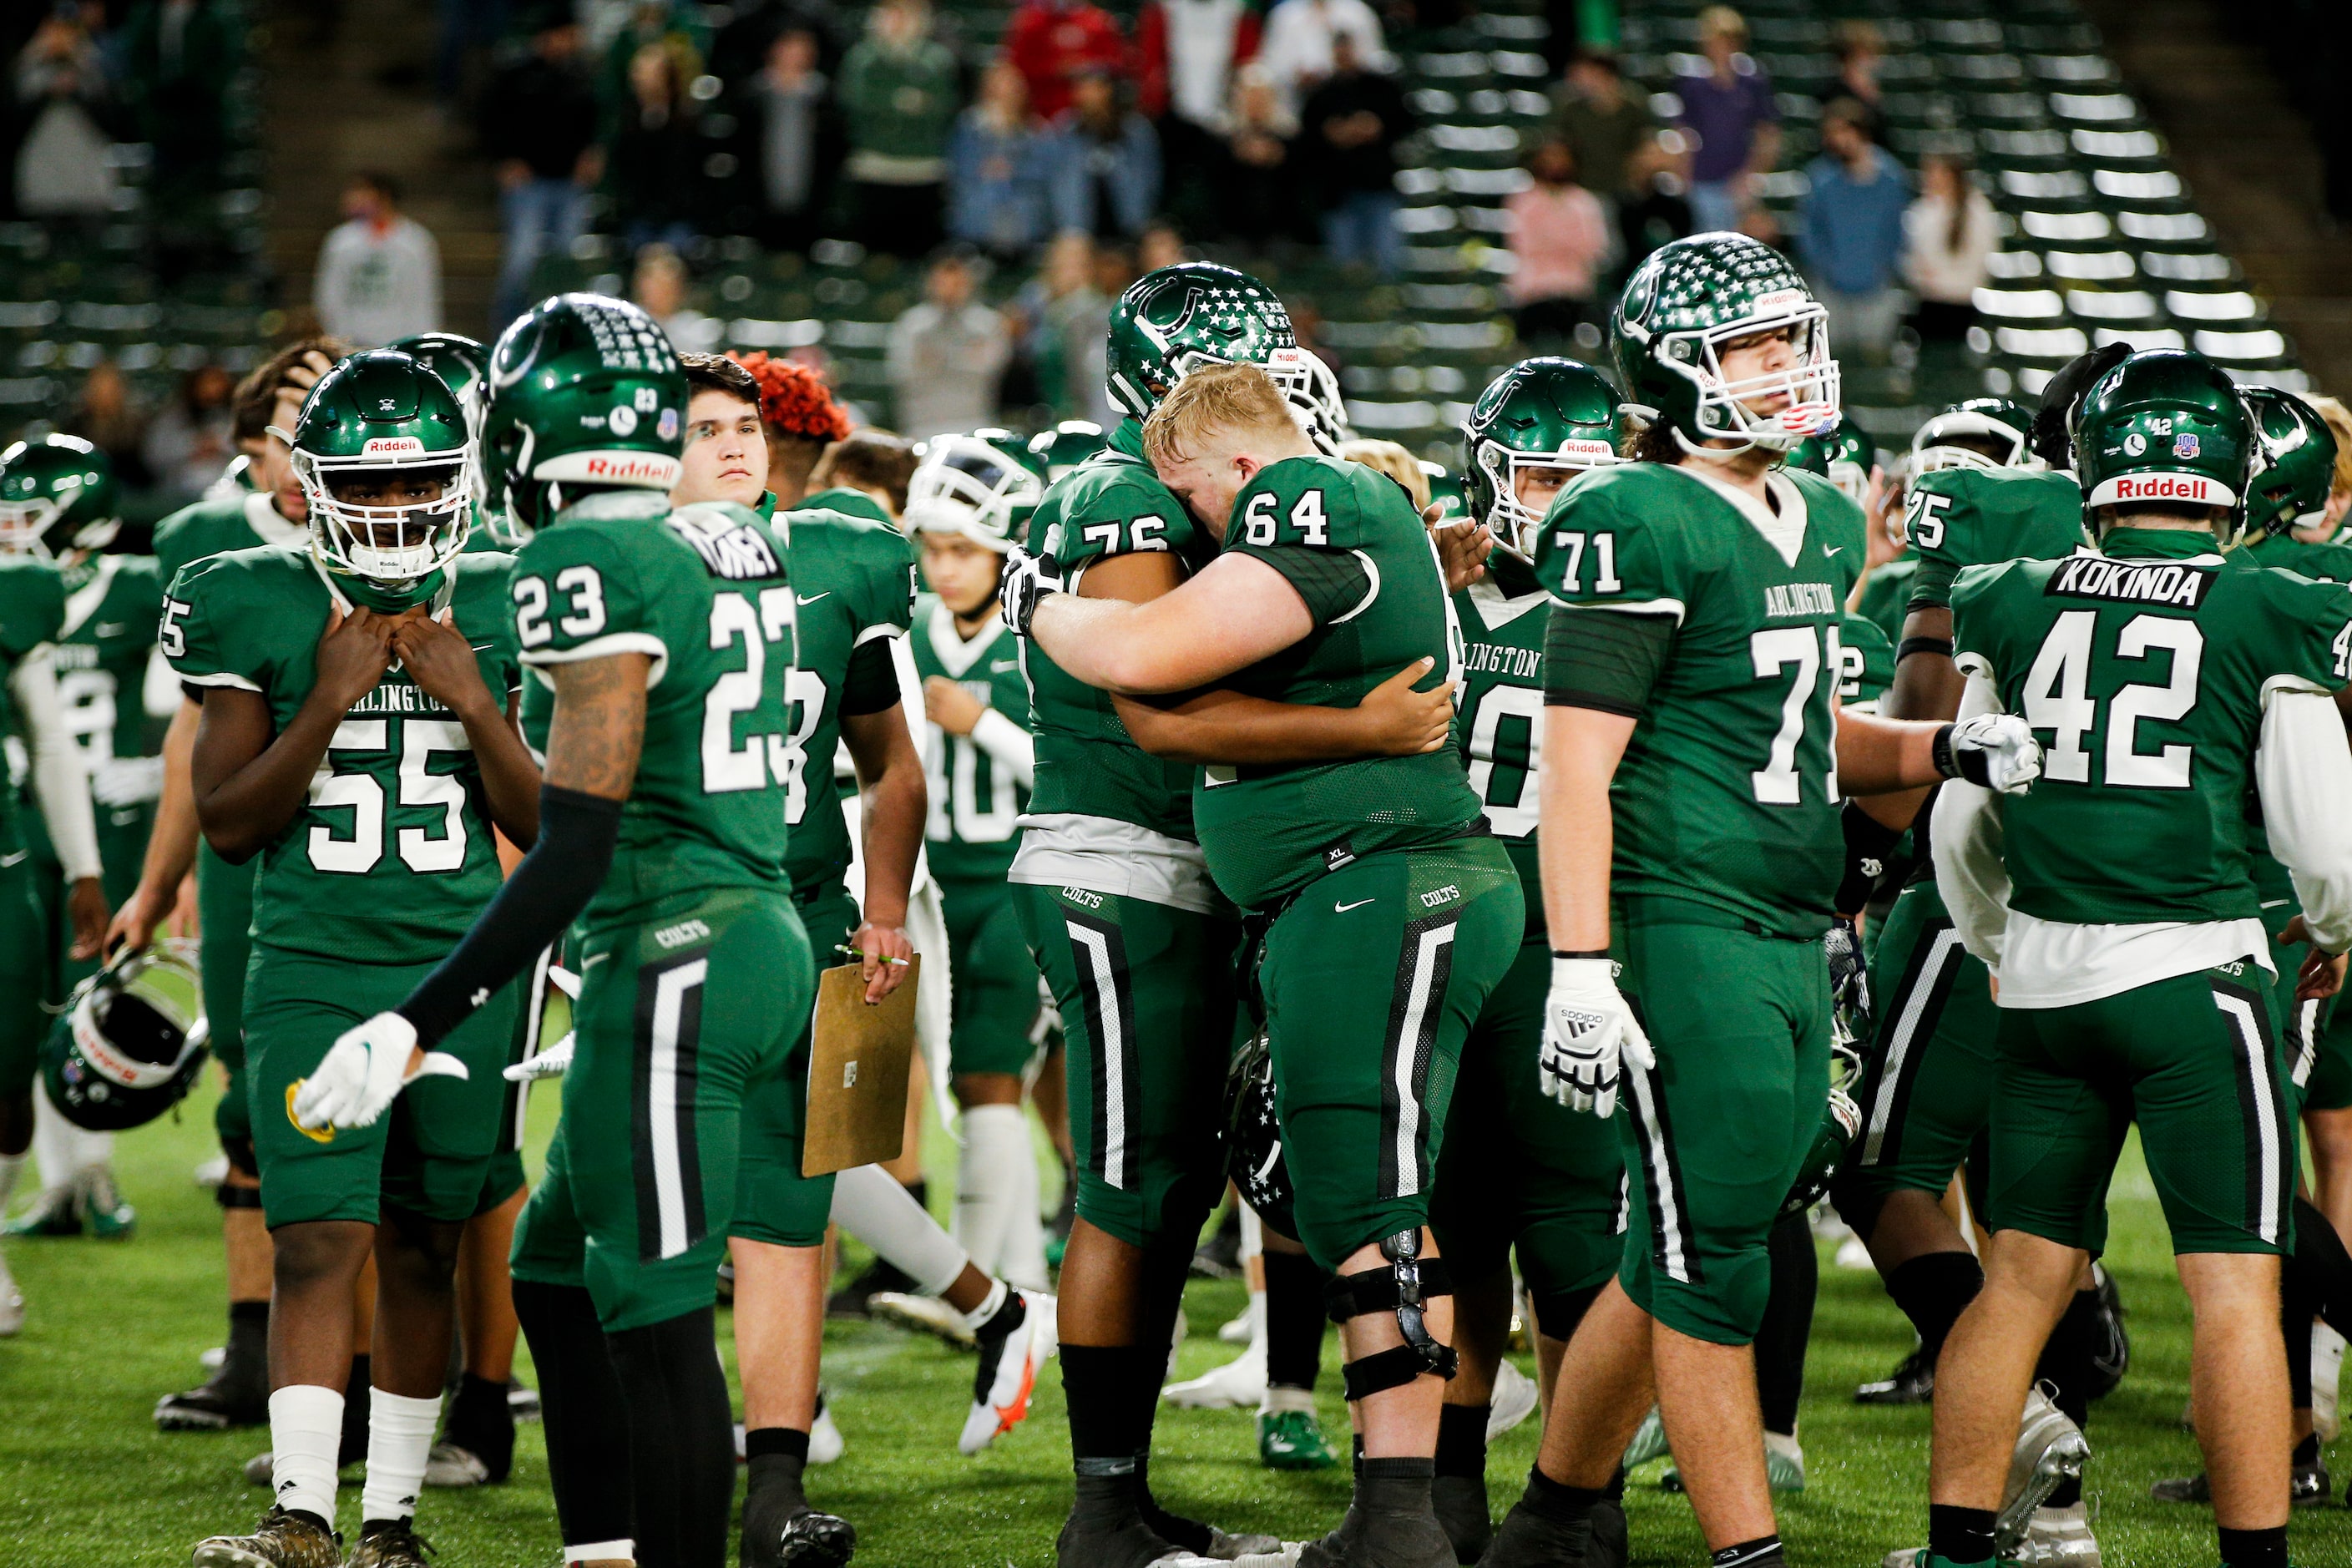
[
  {"x1": 998, "y1": 544, "x2": 1065, "y2": 637},
  {"x1": 503, "y1": 1030, "x2": 575, "y2": 1083},
  {"x1": 1540, "y1": 956, "x2": 1654, "y2": 1119},
  {"x1": 291, "y1": 1012, "x2": 469, "y2": 1130},
  {"x1": 1937, "y1": 714, "x2": 2042, "y2": 794}
]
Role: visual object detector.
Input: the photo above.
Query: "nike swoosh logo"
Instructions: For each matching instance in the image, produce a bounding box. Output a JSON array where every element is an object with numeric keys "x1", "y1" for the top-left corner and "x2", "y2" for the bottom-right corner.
[
  {"x1": 0, "y1": 851, "x2": 26, "y2": 867},
  {"x1": 1335, "y1": 898, "x2": 1374, "y2": 912},
  {"x1": 1823, "y1": 546, "x2": 1844, "y2": 556},
  {"x1": 989, "y1": 660, "x2": 1016, "y2": 672},
  {"x1": 797, "y1": 591, "x2": 830, "y2": 604},
  {"x1": 583, "y1": 953, "x2": 610, "y2": 969}
]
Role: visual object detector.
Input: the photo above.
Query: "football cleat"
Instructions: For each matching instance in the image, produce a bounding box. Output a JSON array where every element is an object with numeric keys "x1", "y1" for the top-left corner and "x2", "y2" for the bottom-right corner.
[
  {"x1": 1053, "y1": 1514, "x2": 1230, "y2": 1568},
  {"x1": 342, "y1": 1518, "x2": 435, "y2": 1568},
  {"x1": 1856, "y1": 1346, "x2": 1936, "y2": 1405},
  {"x1": 869, "y1": 1289, "x2": 977, "y2": 1348},
  {"x1": 156, "y1": 1366, "x2": 269, "y2": 1432},
  {"x1": 1217, "y1": 1305, "x2": 1254, "y2": 1345},
  {"x1": 1996, "y1": 1387, "x2": 2090, "y2": 1555},
  {"x1": 770, "y1": 1506, "x2": 857, "y2": 1567},
  {"x1": 960, "y1": 1290, "x2": 1054, "y2": 1454},
  {"x1": 2013, "y1": 1502, "x2": 2100, "y2": 1567},
  {"x1": 2152, "y1": 1463, "x2": 2329, "y2": 1507},
  {"x1": 1881, "y1": 1553, "x2": 2020, "y2": 1568},
  {"x1": 4, "y1": 1181, "x2": 82, "y2": 1236},
  {"x1": 810, "y1": 1394, "x2": 845, "y2": 1464},
  {"x1": 1766, "y1": 1431, "x2": 1806, "y2": 1492},
  {"x1": 1487, "y1": 1360, "x2": 1540, "y2": 1439},
  {"x1": 1257, "y1": 1408, "x2": 1338, "y2": 1471},
  {"x1": 1621, "y1": 1406, "x2": 1669, "y2": 1469},
  {"x1": 506, "y1": 1378, "x2": 539, "y2": 1422},
  {"x1": 0, "y1": 1248, "x2": 21, "y2": 1336},
  {"x1": 422, "y1": 1442, "x2": 489, "y2": 1489},
  {"x1": 827, "y1": 1255, "x2": 915, "y2": 1319},
  {"x1": 190, "y1": 1505, "x2": 341, "y2": 1568},
  {"x1": 1163, "y1": 1342, "x2": 1267, "y2": 1409},
  {"x1": 2314, "y1": 1323, "x2": 2345, "y2": 1442},
  {"x1": 82, "y1": 1167, "x2": 135, "y2": 1238}
]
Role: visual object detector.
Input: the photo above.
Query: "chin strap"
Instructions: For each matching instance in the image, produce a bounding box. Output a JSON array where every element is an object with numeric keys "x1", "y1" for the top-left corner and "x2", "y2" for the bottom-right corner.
[{"x1": 1323, "y1": 1228, "x2": 1458, "y2": 1401}]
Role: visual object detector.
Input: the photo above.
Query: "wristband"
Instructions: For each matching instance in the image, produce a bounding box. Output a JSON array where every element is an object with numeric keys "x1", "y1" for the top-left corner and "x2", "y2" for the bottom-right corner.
[
  {"x1": 1895, "y1": 635, "x2": 1955, "y2": 663},
  {"x1": 1930, "y1": 722, "x2": 1962, "y2": 781},
  {"x1": 1550, "y1": 948, "x2": 1611, "y2": 961}
]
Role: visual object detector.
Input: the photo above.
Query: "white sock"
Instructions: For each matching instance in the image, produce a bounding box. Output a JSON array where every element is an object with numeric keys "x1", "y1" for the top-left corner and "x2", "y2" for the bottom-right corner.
[
  {"x1": 28, "y1": 1082, "x2": 70, "y2": 1197},
  {"x1": 831, "y1": 1162, "x2": 969, "y2": 1297},
  {"x1": 953, "y1": 1104, "x2": 1032, "y2": 1282},
  {"x1": 1239, "y1": 1204, "x2": 1268, "y2": 1349},
  {"x1": 998, "y1": 1115, "x2": 1049, "y2": 1293},
  {"x1": 0, "y1": 1151, "x2": 24, "y2": 1214},
  {"x1": 959, "y1": 1276, "x2": 1009, "y2": 1336},
  {"x1": 565, "y1": 1541, "x2": 635, "y2": 1565},
  {"x1": 269, "y1": 1383, "x2": 346, "y2": 1526},
  {"x1": 361, "y1": 1386, "x2": 441, "y2": 1525}
]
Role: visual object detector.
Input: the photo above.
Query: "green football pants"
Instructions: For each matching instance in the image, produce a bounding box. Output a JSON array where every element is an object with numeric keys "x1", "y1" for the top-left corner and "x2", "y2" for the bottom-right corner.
[
  {"x1": 940, "y1": 875, "x2": 1044, "y2": 1080},
  {"x1": 201, "y1": 842, "x2": 256, "y2": 1156},
  {"x1": 1990, "y1": 959, "x2": 2294, "y2": 1257},
  {"x1": 1261, "y1": 837, "x2": 1523, "y2": 1272},
  {"x1": 730, "y1": 882, "x2": 851, "y2": 1250},
  {"x1": 0, "y1": 844, "x2": 48, "y2": 1102},
  {"x1": 1014, "y1": 880, "x2": 1240, "y2": 1252}
]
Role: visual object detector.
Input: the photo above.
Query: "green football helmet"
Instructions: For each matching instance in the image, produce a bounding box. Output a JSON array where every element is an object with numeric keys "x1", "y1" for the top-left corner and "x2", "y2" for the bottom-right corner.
[
  {"x1": 1421, "y1": 463, "x2": 1472, "y2": 525},
  {"x1": 391, "y1": 332, "x2": 488, "y2": 427},
  {"x1": 1297, "y1": 351, "x2": 1350, "y2": 445},
  {"x1": 2242, "y1": 386, "x2": 2339, "y2": 539},
  {"x1": 285, "y1": 349, "x2": 474, "y2": 587},
  {"x1": 1909, "y1": 396, "x2": 2041, "y2": 476},
  {"x1": 1611, "y1": 232, "x2": 1840, "y2": 455},
  {"x1": 41, "y1": 942, "x2": 207, "y2": 1132},
  {"x1": 483, "y1": 293, "x2": 686, "y2": 541},
  {"x1": 906, "y1": 429, "x2": 1047, "y2": 550},
  {"x1": 2071, "y1": 349, "x2": 2256, "y2": 542},
  {"x1": 1027, "y1": 419, "x2": 1109, "y2": 481},
  {"x1": 0, "y1": 433, "x2": 121, "y2": 557},
  {"x1": 1461, "y1": 357, "x2": 1620, "y2": 556},
  {"x1": 1785, "y1": 419, "x2": 1877, "y2": 507},
  {"x1": 1104, "y1": 262, "x2": 1307, "y2": 419}
]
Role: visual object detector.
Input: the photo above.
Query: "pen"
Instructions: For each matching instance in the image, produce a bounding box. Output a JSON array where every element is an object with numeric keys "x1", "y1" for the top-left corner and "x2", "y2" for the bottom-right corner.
[{"x1": 834, "y1": 943, "x2": 912, "y2": 966}]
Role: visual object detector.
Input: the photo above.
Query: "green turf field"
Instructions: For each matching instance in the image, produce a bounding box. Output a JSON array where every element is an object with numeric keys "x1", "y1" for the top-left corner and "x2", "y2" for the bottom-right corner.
[{"x1": 3, "y1": 1074, "x2": 2348, "y2": 1567}]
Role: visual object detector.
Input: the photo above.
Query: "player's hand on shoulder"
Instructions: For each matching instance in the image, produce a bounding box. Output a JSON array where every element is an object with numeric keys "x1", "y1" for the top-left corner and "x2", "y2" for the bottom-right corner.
[
  {"x1": 313, "y1": 605, "x2": 398, "y2": 712},
  {"x1": 1358, "y1": 657, "x2": 1454, "y2": 755},
  {"x1": 1540, "y1": 955, "x2": 1652, "y2": 1119},
  {"x1": 293, "y1": 1011, "x2": 469, "y2": 1130},
  {"x1": 1937, "y1": 713, "x2": 2041, "y2": 794},
  {"x1": 999, "y1": 544, "x2": 1065, "y2": 637},
  {"x1": 924, "y1": 675, "x2": 988, "y2": 736},
  {"x1": 391, "y1": 609, "x2": 495, "y2": 721}
]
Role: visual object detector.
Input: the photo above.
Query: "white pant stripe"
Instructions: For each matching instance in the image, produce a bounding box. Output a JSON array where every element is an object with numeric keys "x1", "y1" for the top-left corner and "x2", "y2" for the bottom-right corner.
[
  {"x1": 1627, "y1": 1063, "x2": 1692, "y2": 1283},
  {"x1": 1388, "y1": 922, "x2": 1457, "y2": 1200},
  {"x1": 1862, "y1": 928, "x2": 1965, "y2": 1164},
  {"x1": 2214, "y1": 988, "x2": 2284, "y2": 1247},
  {"x1": 1069, "y1": 923, "x2": 1128, "y2": 1190},
  {"x1": 647, "y1": 958, "x2": 708, "y2": 1260}
]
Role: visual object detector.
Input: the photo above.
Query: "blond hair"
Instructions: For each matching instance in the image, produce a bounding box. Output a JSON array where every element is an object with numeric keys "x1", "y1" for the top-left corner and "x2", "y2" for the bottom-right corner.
[
  {"x1": 1697, "y1": 6, "x2": 1748, "y2": 43},
  {"x1": 1141, "y1": 361, "x2": 1298, "y2": 468},
  {"x1": 2301, "y1": 393, "x2": 2352, "y2": 502},
  {"x1": 1339, "y1": 438, "x2": 1430, "y2": 511}
]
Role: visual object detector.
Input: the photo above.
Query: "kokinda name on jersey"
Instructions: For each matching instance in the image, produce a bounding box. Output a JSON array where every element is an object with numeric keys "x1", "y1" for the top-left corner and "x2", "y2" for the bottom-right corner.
[
  {"x1": 1763, "y1": 581, "x2": 1839, "y2": 619},
  {"x1": 2044, "y1": 554, "x2": 2216, "y2": 609},
  {"x1": 667, "y1": 507, "x2": 784, "y2": 582}
]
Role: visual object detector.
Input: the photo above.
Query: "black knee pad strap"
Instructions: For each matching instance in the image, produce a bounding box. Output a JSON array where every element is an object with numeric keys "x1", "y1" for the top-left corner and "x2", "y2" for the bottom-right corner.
[
  {"x1": 215, "y1": 1180, "x2": 262, "y2": 1211},
  {"x1": 1326, "y1": 1230, "x2": 1459, "y2": 1393},
  {"x1": 220, "y1": 1135, "x2": 258, "y2": 1181},
  {"x1": 1344, "y1": 1343, "x2": 1448, "y2": 1401}
]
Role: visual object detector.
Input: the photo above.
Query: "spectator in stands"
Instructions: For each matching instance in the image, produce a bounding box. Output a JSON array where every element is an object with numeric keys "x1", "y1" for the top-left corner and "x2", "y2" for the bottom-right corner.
[
  {"x1": 1298, "y1": 33, "x2": 1409, "y2": 276},
  {"x1": 14, "y1": 11, "x2": 116, "y2": 220},
  {"x1": 65, "y1": 361, "x2": 153, "y2": 491},
  {"x1": 1616, "y1": 134, "x2": 1692, "y2": 273},
  {"x1": 1505, "y1": 139, "x2": 1612, "y2": 349},
  {"x1": 142, "y1": 362, "x2": 237, "y2": 504},
  {"x1": 709, "y1": 0, "x2": 846, "y2": 86},
  {"x1": 1138, "y1": 219, "x2": 1187, "y2": 271},
  {"x1": 607, "y1": 43, "x2": 706, "y2": 255},
  {"x1": 1136, "y1": 0, "x2": 1259, "y2": 226},
  {"x1": 1832, "y1": 22, "x2": 1884, "y2": 114},
  {"x1": 1044, "y1": 68, "x2": 1161, "y2": 241},
  {"x1": 1004, "y1": 231, "x2": 1103, "y2": 421},
  {"x1": 1220, "y1": 62, "x2": 1300, "y2": 248},
  {"x1": 1900, "y1": 150, "x2": 1997, "y2": 344},
  {"x1": 887, "y1": 247, "x2": 1010, "y2": 438},
  {"x1": 1004, "y1": 0, "x2": 1126, "y2": 124},
  {"x1": 1257, "y1": 0, "x2": 1384, "y2": 119},
  {"x1": 312, "y1": 171, "x2": 443, "y2": 348},
  {"x1": 119, "y1": 0, "x2": 240, "y2": 191},
  {"x1": 1673, "y1": 5, "x2": 1778, "y2": 236},
  {"x1": 1546, "y1": 50, "x2": 1656, "y2": 204},
  {"x1": 486, "y1": 10, "x2": 604, "y2": 331},
  {"x1": 597, "y1": 0, "x2": 706, "y2": 137},
  {"x1": 730, "y1": 350, "x2": 855, "y2": 505},
  {"x1": 948, "y1": 59, "x2": 1052, "y2": 259},
  {"x1": 741, "y1": 26, "x2": 842, "y2": 253},
  {"x1": 633, "y1": 243, "x2": 721, "y2": 351},
  {"x1": 839, "y1": 0, "x2": 959, "y2": 258},
  {"x1": 1796, "y1": 97, "x2": 1910, "y2": 362}
]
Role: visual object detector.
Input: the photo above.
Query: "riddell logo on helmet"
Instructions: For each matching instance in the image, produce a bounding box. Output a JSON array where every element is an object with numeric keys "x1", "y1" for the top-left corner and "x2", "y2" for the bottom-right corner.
[
  {"x1": 362, "y1": 437, "x2": 425, "y2": 456},
  {"x1": 585, "y1": 454, "x2": 670, "y2": 482},
  {"x1": 1754, "y1": 290, "x2": 1806, "y2": 311},
  {"x1": 2114, "y1": 474, "x2": 2215, "y2": 502}
]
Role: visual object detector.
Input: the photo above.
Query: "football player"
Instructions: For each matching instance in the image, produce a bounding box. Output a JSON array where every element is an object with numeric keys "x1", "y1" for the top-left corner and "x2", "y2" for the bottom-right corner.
[
  {"x1": 310, "y1": 295, "x2": 847, "y2": 1568},
  {"x1": 122, "y1": 338, "x2": 350, "y2": 1437},
  {"x1": 1427, "y1": 357, "x2": 1627, "y2": 1559},
  {"x1": 906, "y1": 431, "x2": 1057, "y2": 1295},
  {"x1": 0, "y1": 435, "x2": 156, "y2": 1241},
  {"x1": 732, "y1": 349, "x2": 856, "y2": 508},
  {"x1": 1488, "y1": 233, "x2": 2041, "y2": 1568},
  {"x1": 1920, "y1": 347, "x2": 2352, "y2": 1568},
  {"x1": 1012, "y1": 359, "x2": 1527, "y2": 1568},
  {"x1": 173, "y1": 348, "x2": 534, "y2": 1568}
]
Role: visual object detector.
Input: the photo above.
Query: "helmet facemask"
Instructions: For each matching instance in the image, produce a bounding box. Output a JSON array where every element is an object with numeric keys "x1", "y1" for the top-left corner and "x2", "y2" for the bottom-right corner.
[
  {"x1": 1474, "y1": 438, "x2": 1617, "y2": 558},
  {"x1": 292, "y1": 438, "x2": 474, "y2": 588},
  {"x1": 1639, "y1": 301, "x2": 1841, "y2": 456},
  {"x1": 1911, "y1": 411, "x2": 2043, "y2": 476},
  {"x1": 903, "y1": 436, "x2": 1044, "y2": 550},
  {"x1": 0, "y1": 494, "x2": 58, "y2": 557}
]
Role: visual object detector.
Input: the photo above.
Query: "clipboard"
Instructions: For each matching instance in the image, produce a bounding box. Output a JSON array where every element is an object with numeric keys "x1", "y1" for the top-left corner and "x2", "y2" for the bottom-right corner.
[{"x1": 802, "y1": 955, "x2": 920, "y2": 1176}]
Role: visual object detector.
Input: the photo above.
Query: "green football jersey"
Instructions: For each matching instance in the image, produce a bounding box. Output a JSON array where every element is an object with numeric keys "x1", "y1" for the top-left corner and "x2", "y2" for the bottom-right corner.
[
  {"x1": 1537, "y1": 463, "x2": 1865, "y2": 939},
  {"x1": 1952, "y1": 528, "x2": 2352, "y2": 927},
  {"x1": 1192, "y1": 455, "x2": 1481, "y2": 909},
  {"x1": 1452, "y1": 554, "x2": 1549, "y2": 920},
  {"x1": 776, "y1": 488, "x2": 918, "y2": 899},
  {"x1": 51, "y1": 553, "x2": 166, "y2": 776},
  {"x1": 154, "y1": 490, "x2": 308, "y2": 584},
  {"x1": 1904, "y1": 467, "x2": 2085, "y2": 612},
  {"x1": 0, "y1": 558, "x2": 65, "y2": 857},
  {"x1": 2240, "y1": 529, "x2": 2352, "y2": 585},
  {"x1": 1024, "y1": 419, "x2": 1214, "y2": 841},
  {"x1": 1855, "y1": 554, "x2": 1915, "y2": 641},
  {"x1": 1837, "y1": 609, "x2": 1894, "y2": 712},
  {"x1": 911, "y1": 592, "x2": 1031, "y2": 884},
  {"x1": 510, "y1": 493, "x2": 799, "y2": 926},
  {"x1": 161, "y1": 549, "x2": 521, "y2": 964}
]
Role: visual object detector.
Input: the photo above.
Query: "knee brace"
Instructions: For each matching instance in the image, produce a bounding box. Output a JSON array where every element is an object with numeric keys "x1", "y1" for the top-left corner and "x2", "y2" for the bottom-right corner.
[{"x1": 1323, "y1": 1228, "x2": 1457, "y2": 1401}]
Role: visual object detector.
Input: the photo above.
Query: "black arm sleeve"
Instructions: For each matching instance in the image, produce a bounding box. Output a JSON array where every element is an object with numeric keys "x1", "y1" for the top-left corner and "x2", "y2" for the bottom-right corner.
[
  {"x1": 1543, "y1": 605, "x2": 1674, "y2": 716},
  {"x1": 840, "y1": 635, "x2": 902, "y2": 716},
  {"x1": 397, "y1": 784, "x2": 623, "y2": 1048},
  {"x1": 1835, "y1": 797, "x2": 1910, "y2": 917}
]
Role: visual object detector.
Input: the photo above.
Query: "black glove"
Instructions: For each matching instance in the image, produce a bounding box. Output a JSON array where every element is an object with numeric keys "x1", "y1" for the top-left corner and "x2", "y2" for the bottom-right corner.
[{"x1": 998, "y1": 544, "x2": 1065, "y2": 637}]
